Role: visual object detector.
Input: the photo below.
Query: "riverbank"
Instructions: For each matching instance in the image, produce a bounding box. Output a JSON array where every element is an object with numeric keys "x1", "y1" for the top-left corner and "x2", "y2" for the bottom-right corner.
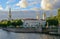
[
  {"x1": 2, "y1": 28, "x2": 42, "y2": 33},
  {"x1": 2, "y1": 28, "x2": 60, "y2": 36}
]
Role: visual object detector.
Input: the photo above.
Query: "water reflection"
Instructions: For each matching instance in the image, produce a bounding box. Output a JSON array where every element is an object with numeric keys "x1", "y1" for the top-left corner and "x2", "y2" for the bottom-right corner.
[{"x1": 0, "y1": 29, "x2": 59, "y2": 39}]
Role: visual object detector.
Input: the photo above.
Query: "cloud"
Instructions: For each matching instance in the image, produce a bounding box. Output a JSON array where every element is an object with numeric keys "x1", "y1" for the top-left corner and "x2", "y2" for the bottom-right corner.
[
  {"x1": 28, "y1": 1, "x2": 40, "y2": 6},
  {"x1": 16, "y1": 0, "x2": 28, "y2": 8},
  {"x1": 6, "y1": 0, "x2": 16, "y2": 5},
  {"x1": 0, "y1": 6, "x2": 3, "y2": 10},
  {"x1": 30, "y1": 7, "x2": 40, "y2": 11},
  {"x1": 6, "y1": 0, "x2": 15, "y2": 3},
  {"x1": 41, "y1": 0, "x2": 60, "y2": 10}
]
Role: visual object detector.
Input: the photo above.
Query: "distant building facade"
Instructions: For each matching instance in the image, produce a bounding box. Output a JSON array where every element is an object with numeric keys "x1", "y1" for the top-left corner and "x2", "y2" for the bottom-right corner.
[
  {"x1": 22, "y1": 18, "x2": 46, "y2": 28},
  {"x1": 22, "y1": 11, "x2": 46, "y2": 28}
]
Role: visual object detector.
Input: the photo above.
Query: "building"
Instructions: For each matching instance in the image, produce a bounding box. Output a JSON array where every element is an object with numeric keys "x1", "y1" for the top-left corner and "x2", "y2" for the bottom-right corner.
[
  {"x1": 22, "y1": 18, "x2": 40, "y2": 28},
  {"x1": 22, "y1": 11, "x2": 46, "y2": 28},
  {"x1": 22, "y1": 18, "x2": 46, "y2": 28},
  {"x1": 21, "y1": 18, "x2": 46, "y2": 32}
]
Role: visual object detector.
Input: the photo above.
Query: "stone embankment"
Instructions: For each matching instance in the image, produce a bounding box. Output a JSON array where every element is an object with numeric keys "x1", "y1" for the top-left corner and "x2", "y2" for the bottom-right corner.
[
  {"x1": 2, "y1": 28, "x2": 42, "y2": 33},
  {"x1": 2, "y1": 27, "x2": 60, "y2": 36}
]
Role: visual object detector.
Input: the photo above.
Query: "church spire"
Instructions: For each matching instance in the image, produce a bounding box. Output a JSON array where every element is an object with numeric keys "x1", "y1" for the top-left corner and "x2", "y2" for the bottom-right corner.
[
  {"x1": 43, "y1": 12, "x2": 46, "y2": 20},
  {"x1": 36, "y1": 11, "x2": 40, "y2": 20},
  {"x1": 8, "y1": 8, "x2": 11, "y2": 21}
]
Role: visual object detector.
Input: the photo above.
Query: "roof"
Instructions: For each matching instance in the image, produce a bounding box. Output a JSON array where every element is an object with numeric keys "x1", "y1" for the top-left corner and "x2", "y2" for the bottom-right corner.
[
  {"x1": 22, "y1": 18, "x2": 38, "y2": 20},
  {"x1": 21, "y1": 18, "x2": 46, "y2": 21}
]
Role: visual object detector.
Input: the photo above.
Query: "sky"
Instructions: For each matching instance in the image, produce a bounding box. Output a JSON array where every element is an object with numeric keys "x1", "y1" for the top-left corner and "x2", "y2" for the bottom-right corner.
[
  {"x1": 0, "y1": 0, "x2": 59, "y2": 20},
  {"x1": 0, "y1": 0, "x2": 60, "y2": 11},
  {"x1": 0, "y1": 0, "x2": 40, "y2": 11}
]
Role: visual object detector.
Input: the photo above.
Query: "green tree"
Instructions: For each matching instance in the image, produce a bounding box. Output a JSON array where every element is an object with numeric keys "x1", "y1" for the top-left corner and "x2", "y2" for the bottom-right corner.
[
  {"x1": 0, "y1": 19, "x2": 23, "y2": 28},
  {"x1": 46, "y1": 18, "x2": 58, "y2": 26},
  {"x1": 57, "y1": 8, "x2": 60, "y2": 23},
  {"x1": 0, "y1": 21, "x2": 11, "y2": 28},
  {"x1": 11, "y1": 19, "x2": 23, "y2": 27}
]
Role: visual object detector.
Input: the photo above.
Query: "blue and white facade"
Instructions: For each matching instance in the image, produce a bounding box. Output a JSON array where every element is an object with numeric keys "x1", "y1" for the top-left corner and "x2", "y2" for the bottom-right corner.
[{"x1": 22, "y1": 18, "x2": 46, "y2": 28}]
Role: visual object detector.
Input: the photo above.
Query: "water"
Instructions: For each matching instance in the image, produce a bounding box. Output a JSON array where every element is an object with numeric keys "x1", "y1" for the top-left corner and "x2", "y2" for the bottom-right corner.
[{"x1": 0, "y1": 29, "x2": 59, "y2": 39}]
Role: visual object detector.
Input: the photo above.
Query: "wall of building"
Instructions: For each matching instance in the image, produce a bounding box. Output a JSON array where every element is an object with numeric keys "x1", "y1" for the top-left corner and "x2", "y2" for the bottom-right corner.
[{"x1": 23, "y1": 20, "x2": 40, "y2": 28}]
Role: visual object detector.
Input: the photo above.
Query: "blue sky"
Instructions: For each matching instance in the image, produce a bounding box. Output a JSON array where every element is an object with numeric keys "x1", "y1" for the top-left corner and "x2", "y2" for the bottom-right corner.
[
  {"x1": 0, "y1": 0, "x2": 19, "y2": 8},
  {"x1": 0, "y1": 0, "x2": 60, "y2": 11},
  {"x1": 0, "y1": 0, "x2": 41, "y2": 11}
]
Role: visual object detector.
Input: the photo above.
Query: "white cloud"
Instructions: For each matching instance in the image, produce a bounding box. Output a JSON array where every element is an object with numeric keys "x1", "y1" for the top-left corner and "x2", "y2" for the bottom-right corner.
[
  {"x1": 0, "y1": 6, "x2": 3, "y2": 10},
  {"x1": 6, "y1": 0, "x2": 16, "y2": 5},
  {"x1": 16, "y1": 0, "x2": 28, "y2": 8},
  {"x1": 41, "y1": 0, "x2": 60, "y2": 10},
  {"x1": 30, "y1": 7, "x2": 40, "y2": 11},
  {"x1": 16, "y1": 0, "x2": 41, "y2": 9},
  {"x1": 27, "y1": 0, "x2": 40, "y2": 7},
  {"x1": 29, "y1": 2, "x2": 40, "y2": 6}
]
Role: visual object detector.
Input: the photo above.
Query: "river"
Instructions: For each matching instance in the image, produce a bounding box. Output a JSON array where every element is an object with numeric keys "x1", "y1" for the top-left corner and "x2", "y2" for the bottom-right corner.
[{"x1": 0, "y1": 29, "x2": 59, "y2": 39}]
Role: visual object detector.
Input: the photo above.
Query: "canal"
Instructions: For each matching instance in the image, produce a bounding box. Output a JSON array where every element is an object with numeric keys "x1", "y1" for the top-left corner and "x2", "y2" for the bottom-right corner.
[{"x1": 0, "y1": 29, "x2": 59, "y2": 39}]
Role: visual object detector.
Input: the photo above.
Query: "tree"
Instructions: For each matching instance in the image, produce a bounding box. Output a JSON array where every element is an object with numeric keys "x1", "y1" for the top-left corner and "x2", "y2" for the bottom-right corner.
[
  {"x1": 11, "y1": 19, "x2": 23, "y2": 27},
  {"x1": 0, "y1": 21, "x2": 11, "y2": 28},
  {"x1": 0, "y1": 19, "x2": 23, "y2": 28},
  {"x1": 46, "y1": 18, "x2": 58, "y2": 26},
  {"x1": 57, "y1": 8, "x2": 60, "y2": 23}
]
